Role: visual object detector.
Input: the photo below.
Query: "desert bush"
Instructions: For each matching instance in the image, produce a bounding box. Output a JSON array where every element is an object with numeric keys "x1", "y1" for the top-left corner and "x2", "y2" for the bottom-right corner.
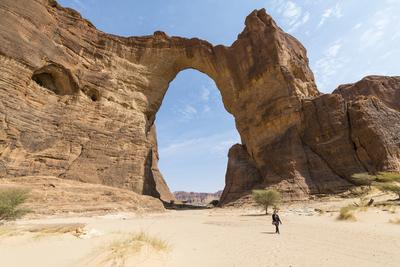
[
  {"x1": 338, "y1": 205, "x2": 357, "y2": 221},
  {"x1": 351, "y1": 173, "x2": 375, "y2": 186},
  {"x1": 252, "y1": 189, "x2": 281, "y2": 214},
  {"x1": 351, "y1": 172, "x2": 400, "y2": 200},
  {"x1": 349, "y1": 186, "x2": 372, "y2": 197},
  {"x1": 375, "y1": 172, "x2": 400, "y2": 183},
  {"x1": 209, "y1": 200, "x2": 219, "y2": 207},
  {"x1": 103, "y1": 231, "x2": 170, "y2": 266},
  {"x1": 389, "y1": 218, "x2": 400, "y2": 224},
  {"x1": 0, "y1": 188, "x2": 31, "y2": 222},
  {"x1": 376, "y1": 183, "x2": 400, "y2": 200}
]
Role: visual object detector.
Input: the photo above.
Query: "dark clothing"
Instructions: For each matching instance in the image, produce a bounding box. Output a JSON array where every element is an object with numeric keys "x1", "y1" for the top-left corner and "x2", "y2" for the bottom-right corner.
[{"x1": 272, "y1": 213, "x2": 282, "y2": 234}]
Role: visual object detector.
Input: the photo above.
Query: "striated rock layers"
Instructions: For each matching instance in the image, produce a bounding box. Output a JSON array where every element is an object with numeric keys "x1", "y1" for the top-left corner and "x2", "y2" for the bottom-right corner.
[{"x1": 0, "y1": 0, "x2": 399, "y2": 204}]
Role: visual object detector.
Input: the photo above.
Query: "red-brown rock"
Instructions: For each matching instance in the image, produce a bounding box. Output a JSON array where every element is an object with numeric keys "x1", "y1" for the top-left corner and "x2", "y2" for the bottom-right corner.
[{"x1": 0, "y1": 1, "x2": 399, "y2": 206}]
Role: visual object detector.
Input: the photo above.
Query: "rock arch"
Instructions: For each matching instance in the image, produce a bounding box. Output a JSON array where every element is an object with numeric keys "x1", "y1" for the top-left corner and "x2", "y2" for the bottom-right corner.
[{"x1": 0, "y1": 1, "x2": 399, "y2": 204}]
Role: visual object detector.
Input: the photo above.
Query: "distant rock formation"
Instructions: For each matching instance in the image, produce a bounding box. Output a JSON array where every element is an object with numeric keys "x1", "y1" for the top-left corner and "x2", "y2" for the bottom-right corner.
[
  {"x1": 0, "y1": 1, "x2": 399, "y2": 205},
  {"x1": 174, "y1": 191, "x2": 222, "y2": 205}
]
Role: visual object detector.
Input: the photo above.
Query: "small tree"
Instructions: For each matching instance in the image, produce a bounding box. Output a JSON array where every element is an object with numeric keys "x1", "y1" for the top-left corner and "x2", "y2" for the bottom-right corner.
[
  {"x1": 252, "y1": 189, "x2": 281, "y2": 215},
  {"x1": 0, "y1": 188, "x2": 31, "y2": 222}
]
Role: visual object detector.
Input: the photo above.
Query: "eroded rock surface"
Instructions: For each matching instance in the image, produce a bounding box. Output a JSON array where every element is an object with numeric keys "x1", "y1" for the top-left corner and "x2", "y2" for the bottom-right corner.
[
  {"x1": 0, "y1": 0, "x2": 399, "y2": 205},
  {"x1": 333, "y1": 76, "x2": 400, "y2": 111}
]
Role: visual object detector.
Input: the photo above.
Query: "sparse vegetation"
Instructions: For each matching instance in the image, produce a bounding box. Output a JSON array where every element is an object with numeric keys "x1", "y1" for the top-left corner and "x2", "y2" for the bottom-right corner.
[
  {"x1": 314, "y1": 208, "x2": 325, "y2": 215},
  {"x1": 29, "y1": 223, "x2": 86, "y2": 239},
  {"x1": 209, "y1": 200, "x2": 219, "y2": 207},
  {"x1": 377, "y1": 183, "x2": 400, "y2": 200},
  {"x1": 389, "y1": 206, "x2": 397, "y2": 214},
  {"x1": 389, "y1": 218, "x2": 400, "y2": 224},
  {"x1": 0, "y1": 188, "x2": 31, "y2": 222},
  {"x1": 338, "y1": 205, "x2": 357, "y2": 221},
  {"x1": 349, "y1": 186, "x2": 372, "y2": 197},
  {"x1": 0, "y1": 223, "x2": 86, "y2": 239},
  {"x1": 252, "y1": 189, "x2": 281, "y2": 215},
  {"x1": 100, "y1": 231, "x2": 170, "y2": 266},
  {"x1": 351, "y1": 172, "x2": 400, "y2": 200}
]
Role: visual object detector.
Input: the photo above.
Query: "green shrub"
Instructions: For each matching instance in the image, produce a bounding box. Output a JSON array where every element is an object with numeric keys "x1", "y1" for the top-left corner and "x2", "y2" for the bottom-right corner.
[
  {"x1": 377, "y1": 183, "x2": 400, "y2": 200},
  {"x1": 351, "y1": 172, "x2": 400, "y2": 200},
  {"x1": 252, "y1": 189, "x2": 281, "y2": 215},
  {"x1": 375, "y1": 172, "x2": 400, "y2": 183},
  {"x1": 350, "y1": 173, "x2": 375, "y2": 186},
  {"x1": 0, "y1": 188, "x2": 31, "y2": 222}
]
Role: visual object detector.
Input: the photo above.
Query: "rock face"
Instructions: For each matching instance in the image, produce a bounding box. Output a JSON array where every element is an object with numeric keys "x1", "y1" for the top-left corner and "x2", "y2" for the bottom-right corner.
[
  {"x1": 333, "y1": 76, "x2": 400, "y2": 111},
  {"x1": 174, "y1": 191, "x2": 222, "y2": 205},
  {"x1": 0, "y1": 1, "x2": 399, "y2": 204},
  {"x1": 0, "y1": 176, "x2": 165, "y2": 215}
]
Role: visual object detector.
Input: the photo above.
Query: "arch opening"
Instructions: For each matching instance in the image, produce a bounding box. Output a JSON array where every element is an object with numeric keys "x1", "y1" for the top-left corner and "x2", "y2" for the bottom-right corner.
[{"x1": 155, "y1": 69, "x2": 240, "y2": 205}]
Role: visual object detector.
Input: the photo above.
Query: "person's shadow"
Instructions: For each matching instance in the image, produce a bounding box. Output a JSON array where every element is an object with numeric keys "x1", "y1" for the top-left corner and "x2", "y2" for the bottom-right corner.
[
  {"x1": 261, "y1": 231, "x2": 276, "y2": 234},
  {"x1": 240, "y1": 214, "x2": 267, "y2": 217}
]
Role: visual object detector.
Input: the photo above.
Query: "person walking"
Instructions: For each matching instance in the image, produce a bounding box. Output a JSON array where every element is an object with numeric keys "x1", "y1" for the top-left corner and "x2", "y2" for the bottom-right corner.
[{"x1": 272, "y1": 209, "x2": 282, "y2": 234}]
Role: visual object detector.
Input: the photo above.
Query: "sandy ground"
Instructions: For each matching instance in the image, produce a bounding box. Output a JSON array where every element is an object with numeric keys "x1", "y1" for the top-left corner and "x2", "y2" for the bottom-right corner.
[{"x1": 1, "y1": 201, "x2": 400, "y2": 267}]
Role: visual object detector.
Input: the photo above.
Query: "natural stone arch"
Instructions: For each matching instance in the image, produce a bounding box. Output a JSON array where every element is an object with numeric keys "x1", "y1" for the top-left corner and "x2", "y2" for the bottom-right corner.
[
  {"x1": 151, "y1": 67, "x2": 238, "y2": 197},
  {"x1": 1, "y1": 1, "x2": 398, "y2": 205}
]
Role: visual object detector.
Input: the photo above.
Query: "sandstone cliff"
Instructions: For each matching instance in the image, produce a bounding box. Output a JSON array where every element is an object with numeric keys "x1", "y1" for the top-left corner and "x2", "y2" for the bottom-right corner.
[
  {"x1": 174, "y1": 191, "x2": 222, "y2": 205},
  {"x1": 0, "y1": 0, "x2": 399, "y2": 206}
]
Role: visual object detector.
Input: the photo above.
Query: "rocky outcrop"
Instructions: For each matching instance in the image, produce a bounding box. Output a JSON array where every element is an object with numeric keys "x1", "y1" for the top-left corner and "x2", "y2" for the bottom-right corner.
[
  {"x1": 0, "y1": 0, "x2": 399, "y2": 205},
  {"x1": 333, "y1": 76, "x2": 400, "y2": 111},
  {"x1": 220, "y1": 144, "x2": 262, "y2": 204},
  {"x1": 0, "y1": 176, "x2": 164, "y2": 215},
  {"x1": 174, "y1": 191, "x2": 222, "y2": 205}
]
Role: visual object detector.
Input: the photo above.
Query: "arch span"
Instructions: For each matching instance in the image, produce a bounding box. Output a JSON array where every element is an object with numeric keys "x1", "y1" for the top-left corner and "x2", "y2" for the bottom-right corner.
[
  {"x1": 134, "y1": 10, "x2": 323, "y2": 202},
  {"x1": 155, "y1": 69, "x2": 239, "y2": 195}
]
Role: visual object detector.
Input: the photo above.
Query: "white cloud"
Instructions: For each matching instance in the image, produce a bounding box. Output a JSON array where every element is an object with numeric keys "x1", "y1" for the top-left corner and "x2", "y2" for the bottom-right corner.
[
  {"x1": 175, "y1": 104, "x2": 197, "y2": 120},
  {"x1": 203, "y1": 105, "x2": 211, "y2": 113},
  {"x1": 392, "y1": 31, "x2": 400, "y2": 40},
  {"x1": 327, "y1": 43, "x2": 342, "y2": 57},
  {"x1": 282, "y1": 1, "x2": 302, "y2": 24},
  {"x1": 360, "y1": 29, "x2": 385, "y2": 48},
  {"x1": 200, "y1": 86, "x2": 210, "y2": 101},
  {"x1": 359, "y1": 9, "x2": 392, "y2": 49},
  {"x1": 267, "y1": 0, "x2": 310, "y2": 33},
  {"x1": 289, "y1": 12, "x2": 310, "y2": 32},
  {"x1": 352, "y1": 23, "x2": 362, "y2": 30},
  {"x1": 71, "y1": 0, "x2": 86, "y2": 9},
  {"x1": 380, "y1": 50, "x2": 394, "y2": 60},
  {"x1": 318, "y1": 3, "x2": 343, "y2": 28},
  {"x1": 314, "y1": 40, "x2": 348, "y2": 91},
  {"x1": 159, "y1": 131, "x2": 240, "y2": 158}
]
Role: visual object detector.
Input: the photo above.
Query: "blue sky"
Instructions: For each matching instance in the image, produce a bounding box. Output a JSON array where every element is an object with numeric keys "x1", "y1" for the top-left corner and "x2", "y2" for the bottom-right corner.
[{"x1": 58, "y1": 0, "x2": 399, "y2": 192}]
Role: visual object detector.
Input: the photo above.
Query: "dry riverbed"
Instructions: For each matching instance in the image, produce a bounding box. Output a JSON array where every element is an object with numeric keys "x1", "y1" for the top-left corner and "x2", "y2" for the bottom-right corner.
[{"x1": 1, "y1": 199, "x2": 400, "y2": 267}]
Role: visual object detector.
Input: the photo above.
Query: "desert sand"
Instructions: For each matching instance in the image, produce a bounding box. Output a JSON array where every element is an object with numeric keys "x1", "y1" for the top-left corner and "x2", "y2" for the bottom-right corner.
[{"x1": 1, "y1": 198, "x2": 399, "y2": 267}]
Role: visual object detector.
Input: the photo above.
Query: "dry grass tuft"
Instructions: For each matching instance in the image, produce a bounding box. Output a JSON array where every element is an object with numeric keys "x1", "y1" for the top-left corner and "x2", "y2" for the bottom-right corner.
[
  {"x1": 314, "y1": 208, "x2": 325, "y2": 215},
  {"x1": 389, "y1": 218, "x2": 400, "y2": 224},
  {"x1": 337, "y1": 205, "x2": 357, "y2": 221},
  {"x1": 349, "y1": 186, "x2": 372, "y2": 197},
  {"x1": 0, "y1": 223, "x2": 86, "y2": 239},
  {"x1": 28, "y1": 223, "x2": 86, "y2": 239},
  {"x1": 86, "y1": 231, "x2": 171, "y2": 266},
  {"x1": 389, "y1": 206, "x2": 397, "y2": 214}
]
